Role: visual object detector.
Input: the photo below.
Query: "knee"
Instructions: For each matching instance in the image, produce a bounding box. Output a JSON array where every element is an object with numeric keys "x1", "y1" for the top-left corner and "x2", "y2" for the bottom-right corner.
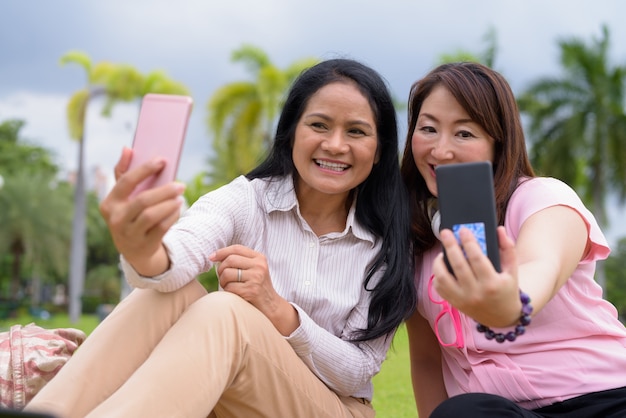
[
  {"x1": 111, "y1": 280, "x2": 207, "y2": 319},
  {"x1": 186, "y1": 291, "x2": 250, "y2": 321},
  {"x1": 126, "y1": 279, "x2": 207, "y2": 305},
  {"x1": 187, "y1": 292, "x2": 268, "y2": 335}
]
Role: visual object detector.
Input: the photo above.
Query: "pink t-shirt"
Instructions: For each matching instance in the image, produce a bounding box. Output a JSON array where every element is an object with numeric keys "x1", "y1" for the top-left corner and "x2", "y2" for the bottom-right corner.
[{"x1": 417, "y1": 177, "x2": 626, "y2": 409}]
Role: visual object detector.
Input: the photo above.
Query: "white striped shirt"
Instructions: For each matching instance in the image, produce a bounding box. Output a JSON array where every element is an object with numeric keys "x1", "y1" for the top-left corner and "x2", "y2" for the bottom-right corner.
[{"x1": 122, "y1": 175, "x2": 392, "y2": 400}]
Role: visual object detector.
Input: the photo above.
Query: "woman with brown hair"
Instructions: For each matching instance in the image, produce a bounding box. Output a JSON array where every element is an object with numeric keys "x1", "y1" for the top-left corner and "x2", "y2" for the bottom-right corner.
[{"x1": 401, "y1": 62, "x2": 626, "y2": 418}]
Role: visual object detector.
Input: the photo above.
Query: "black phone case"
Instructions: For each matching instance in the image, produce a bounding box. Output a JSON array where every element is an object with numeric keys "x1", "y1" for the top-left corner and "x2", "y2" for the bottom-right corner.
[{"x1": 435, "y1": 161, "x2": 501, "y2": 273}]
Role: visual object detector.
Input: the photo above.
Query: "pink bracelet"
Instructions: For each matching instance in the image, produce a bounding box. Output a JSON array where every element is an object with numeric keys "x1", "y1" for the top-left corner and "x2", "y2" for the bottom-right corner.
[{"x1": 476, "y1": 290, "x2": 533, "y2": 343}]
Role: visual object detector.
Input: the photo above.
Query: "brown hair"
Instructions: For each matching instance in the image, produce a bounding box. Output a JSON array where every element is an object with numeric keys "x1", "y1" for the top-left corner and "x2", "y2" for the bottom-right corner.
[{"x1": 400, "y1": 62, "x2": 535, "y2": 257}]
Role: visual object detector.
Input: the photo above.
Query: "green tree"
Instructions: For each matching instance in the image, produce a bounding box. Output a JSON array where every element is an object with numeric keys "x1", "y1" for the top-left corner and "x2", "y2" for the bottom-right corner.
[
  {"x1": 61, "y1": 51, "x2": 190, "y2": 322},
  {"x1": 0, "y1": 119, "x2": 70, "y2": 305},
  {"x1": 517, "y1": 25, "x2": 626, "y2": 288},
  {"x1": 0, "y1": 119, "x2": 58, "y2": 178},
  {"x1": 438, "y1": 26, "x2": 498, "y2": 68},
  {"x1": 85, "y1": 189, "x2": 119, "y2": 270},
  {"x1": 181, "y1": 173, "x2": 207, "y2": 208},
  {"x1": 0, "y1": 172, "x2": 72, "y2": 304},
  {"x1": 203, "y1": 44, "x2": 318, "y2": 192}
]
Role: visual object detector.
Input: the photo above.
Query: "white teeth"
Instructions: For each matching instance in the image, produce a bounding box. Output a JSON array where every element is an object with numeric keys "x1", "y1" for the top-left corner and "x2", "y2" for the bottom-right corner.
[{"x1": 316, "y1": 160, "x2": 348, "y2": 171}]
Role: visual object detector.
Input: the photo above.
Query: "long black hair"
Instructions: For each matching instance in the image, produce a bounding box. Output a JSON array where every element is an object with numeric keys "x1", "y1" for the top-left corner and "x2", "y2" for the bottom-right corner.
[{"x1": 247, "y1": 59, "x2": 416, "y2": 341}]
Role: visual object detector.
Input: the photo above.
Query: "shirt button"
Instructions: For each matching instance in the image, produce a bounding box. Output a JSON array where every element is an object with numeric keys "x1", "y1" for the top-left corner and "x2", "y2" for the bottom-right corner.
[
  {"x1": 304, "y1": 281, "x2": 311, "y2": 286},
  {"x1": 309, "y1": 242, "x2": 315, "y2": 248}
]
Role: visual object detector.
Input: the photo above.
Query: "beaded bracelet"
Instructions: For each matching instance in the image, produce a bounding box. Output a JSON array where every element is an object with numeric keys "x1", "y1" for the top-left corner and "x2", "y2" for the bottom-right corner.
[{"x1": 476, "y1": 290, "x2": 533, "y2": 343}]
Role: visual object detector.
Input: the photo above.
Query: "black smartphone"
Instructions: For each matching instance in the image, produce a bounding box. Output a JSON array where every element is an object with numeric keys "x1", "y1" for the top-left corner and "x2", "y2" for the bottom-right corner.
[{"x1": 435, "y1": 161, "x2": 501, "y2": 274}]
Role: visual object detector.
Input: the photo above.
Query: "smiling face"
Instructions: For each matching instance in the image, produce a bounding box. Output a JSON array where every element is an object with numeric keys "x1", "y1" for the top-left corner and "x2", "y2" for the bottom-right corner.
[
  {"x1": 411, "y1": 85, "x2": 495, "y2": 197},
  {"x1": 292, "y1": 81, "x2": 378, "y2": 203}
]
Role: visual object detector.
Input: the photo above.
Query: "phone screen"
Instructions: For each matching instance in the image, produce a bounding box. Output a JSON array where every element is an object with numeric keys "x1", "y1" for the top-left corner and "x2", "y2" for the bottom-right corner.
[{"x1": 128, "y1": 93, "x2": 193, "y2": 197}]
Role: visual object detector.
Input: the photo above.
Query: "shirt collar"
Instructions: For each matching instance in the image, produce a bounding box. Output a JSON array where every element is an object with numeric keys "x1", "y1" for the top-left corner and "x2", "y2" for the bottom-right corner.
[{"x1": 262, "y1": 176, "x2": 376, "y2": 245}]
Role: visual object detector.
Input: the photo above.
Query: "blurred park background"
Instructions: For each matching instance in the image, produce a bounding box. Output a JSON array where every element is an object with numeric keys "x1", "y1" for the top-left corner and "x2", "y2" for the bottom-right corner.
[{"x1": 1, "y1": 2, "x2": 626, "y2": 417}]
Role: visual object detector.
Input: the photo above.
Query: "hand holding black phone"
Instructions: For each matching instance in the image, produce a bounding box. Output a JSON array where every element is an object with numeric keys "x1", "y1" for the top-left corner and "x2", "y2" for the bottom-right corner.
[{"x1": 435, "y1": 161, "x2": 501, "y2": 274}]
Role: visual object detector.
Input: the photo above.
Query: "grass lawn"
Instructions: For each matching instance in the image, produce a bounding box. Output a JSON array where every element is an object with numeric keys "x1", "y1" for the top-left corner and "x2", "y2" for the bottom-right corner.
[
  {"x1": 1, "y1": 312, "x2": 418, "y2": 417},
  {"x1": 0, "y1": 313, "x2": 100, "y2": 334},
  {"x1": 372, "y1": 324, "x2": 418, "y2": 417}
]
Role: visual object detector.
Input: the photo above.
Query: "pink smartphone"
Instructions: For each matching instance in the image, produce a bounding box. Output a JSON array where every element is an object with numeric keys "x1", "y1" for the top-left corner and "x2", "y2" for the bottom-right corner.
[{"x1": 128, "y1": 93, "x2": 193, "y2": 197}]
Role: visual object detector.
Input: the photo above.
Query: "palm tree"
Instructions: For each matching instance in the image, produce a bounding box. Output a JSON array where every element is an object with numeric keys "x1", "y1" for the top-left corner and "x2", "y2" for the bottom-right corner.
[
  {"x1": 517, "y1": 25, "x2": 626, "y2": 289},
  {"x1": 438, "y1": 26, "x2": 499, "y2": 68},
  {"x1": 0, "y1": 172, "x2": 72, "y2": 303},
  {"x1": 61, "y1": 51, "x2": 190, "y2": 322},
  {"x1": 0, "y1": 119, "x2": 68, "y2": 305},
  {"x1": 0, "y1": 119, "x2": 59, "y2": 178},
  {"x1": 203, "y1": 44, "x2": 318, "y2": 191}
]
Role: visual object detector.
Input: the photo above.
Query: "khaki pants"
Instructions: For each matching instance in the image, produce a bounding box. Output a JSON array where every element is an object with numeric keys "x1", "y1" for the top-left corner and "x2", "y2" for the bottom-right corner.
[{"x1": 25, "y1": 280, "x2": 375, "y2": 418}]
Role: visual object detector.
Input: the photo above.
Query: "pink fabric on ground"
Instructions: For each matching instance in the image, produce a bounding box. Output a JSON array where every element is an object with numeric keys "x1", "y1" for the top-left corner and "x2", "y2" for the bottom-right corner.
[{"x1": 0, "y1": 323, "x2": 86, "y2": 410}]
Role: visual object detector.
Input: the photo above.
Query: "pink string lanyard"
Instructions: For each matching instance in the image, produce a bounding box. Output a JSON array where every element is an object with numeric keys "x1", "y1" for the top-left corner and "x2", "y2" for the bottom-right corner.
[{"x1": 428, "y1": 274, "x2": 465, "y2": 349}]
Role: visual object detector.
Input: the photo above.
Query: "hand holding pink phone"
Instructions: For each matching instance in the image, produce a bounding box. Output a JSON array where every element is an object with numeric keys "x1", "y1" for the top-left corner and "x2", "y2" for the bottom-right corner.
[{"x1": 128, "y1": 93, "x2": 193, "y2": 197}]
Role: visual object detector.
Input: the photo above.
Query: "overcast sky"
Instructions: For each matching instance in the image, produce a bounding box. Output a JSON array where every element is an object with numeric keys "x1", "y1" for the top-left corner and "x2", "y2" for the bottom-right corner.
[{"x1": 1, "y1": 0, "x2": 625, "y2": 243}]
